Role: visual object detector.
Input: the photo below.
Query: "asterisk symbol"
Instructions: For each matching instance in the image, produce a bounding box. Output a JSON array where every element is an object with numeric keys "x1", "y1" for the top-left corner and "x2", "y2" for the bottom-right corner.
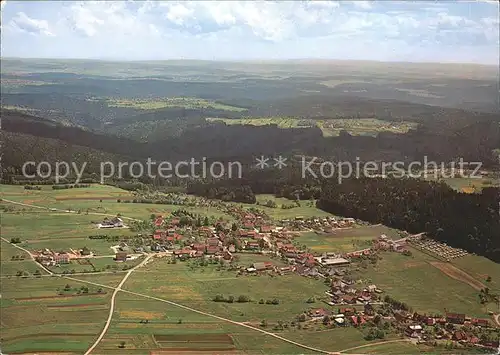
[
  {"x1": 273, "y1": 156, "x2": 287, "y2": 169},
  {"x1": 255, "y1": 156, "x2": 269, "y2": 169}
]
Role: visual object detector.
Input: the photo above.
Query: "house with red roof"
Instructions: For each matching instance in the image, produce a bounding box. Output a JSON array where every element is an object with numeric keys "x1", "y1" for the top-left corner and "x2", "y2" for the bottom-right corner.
[
  {"x1": 174, "y1": 249, "x2": 193, "y2": 258},
  {"x1": 243, "y1": 222, "x2": 254, "y2": 229},
  {"x1": 246, "y1": 242, "x2": 260, "y2": 250},
  {"x1": 426, "y1": 317, "x2": 436, "y2": 326},
  {"x1": 170, "y1": 218, "x2": 180, "y2": 226},
  {"x1": 192, "y1": 243, "x2": 206, "y2": 252},
  {"x1": 154, "y1": 216, "x2": 164, "y2": 227},
  {"x1": 472, "y1": 318, "x2": 489, "y2": 327},
  {"x1": 340, "y1": 307, "x2": 355, "y2": 316},
  {"x1": 54, "y1": 253, "x2": 70, "y2": 264},
  {"x1": 206, "y1": 246, "x2": 221, "y2": 255},
  {"x1": 259, "y1": 225, "x2": 272, "y2": 233},
  {"x1": 308, "y1": 308, "x2": 331, "y2": 318},
  {"x1": 153, "y1": 230, "x2": 163, "y2": 240},
  {"x1": 207, "y1": 238, "x2": 220, "y2": 246},
  {"x1": 350, "y1": 315, "x2": 366, "y2": 326}
]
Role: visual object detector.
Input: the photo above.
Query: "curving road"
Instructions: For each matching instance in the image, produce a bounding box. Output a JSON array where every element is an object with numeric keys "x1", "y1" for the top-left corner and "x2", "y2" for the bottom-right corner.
[
  {"x1": 83, "y1": 254, "x2": 153, "y2": 355},
  {"x1": 0, "y1": 237, "x2": 53, "y2": 275},
  {"x1": 2, "y1": 197, "x2": 364, "y2": 355}
]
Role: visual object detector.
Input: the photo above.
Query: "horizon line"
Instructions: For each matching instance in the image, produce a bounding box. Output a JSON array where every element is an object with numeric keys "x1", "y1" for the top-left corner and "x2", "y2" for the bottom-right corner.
[{"x1": 1, "y1": 56, "x2": 498, "y2": 67}]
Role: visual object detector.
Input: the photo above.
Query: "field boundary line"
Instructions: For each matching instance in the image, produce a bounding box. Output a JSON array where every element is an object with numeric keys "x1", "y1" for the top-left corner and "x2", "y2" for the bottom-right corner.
[
  {"x1": 63, "y1": 274, "x2": 333, "y2": 355},
  {"x1": 83, "y1": 254, "x2": 153, "y2": 355},
  {"x1": 337, "y1": 339, "x2": 412, "y2": 353},
  {"x1": 0, "y1": 237, "x2": 53, "y2": 275},
  {"x1": 0, "y1": 198, "x2": 141, "y2": 221}
]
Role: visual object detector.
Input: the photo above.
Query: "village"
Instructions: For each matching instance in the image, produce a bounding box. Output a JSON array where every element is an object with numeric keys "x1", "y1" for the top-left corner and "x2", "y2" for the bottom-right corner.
[{"x1": 26, "y1": 204, "x2": 499, "y2": 352}]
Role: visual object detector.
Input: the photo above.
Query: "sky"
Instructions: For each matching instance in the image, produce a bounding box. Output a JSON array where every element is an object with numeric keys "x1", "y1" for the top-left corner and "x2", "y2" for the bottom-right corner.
[{"x1": 1, "y1": 0, "x2": 499, "y2": 64}]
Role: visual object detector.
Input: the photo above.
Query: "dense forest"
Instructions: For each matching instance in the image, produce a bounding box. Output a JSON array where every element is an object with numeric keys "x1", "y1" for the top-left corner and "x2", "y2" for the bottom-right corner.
[
  {"x1": 188, "y1": 170, "x2": 499, "y2": 261},
  {"x1": 317, "y1": 177, "x2": 500, "y2": 262},
  {"x1": 1, "y1": 59, "x2": 498, "y2": 263},
  {"x1": 3, "y1": 109, "x2": 499, "y2": 172}
]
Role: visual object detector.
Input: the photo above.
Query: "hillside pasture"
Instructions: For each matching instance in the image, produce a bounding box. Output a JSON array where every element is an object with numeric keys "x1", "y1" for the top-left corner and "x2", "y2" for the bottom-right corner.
[
  {"x1": 107, "y1": 97, "x2": 247, "y2": 112},
  {"x1": 297, "y1": 225, "x2": 402, "y2": 253},
  {"x1": 244, "y1": 194, "x2": 332, "y2": 219},
  {"x1": 1, "y1": 184, "x2": 234, "y2": 221},
  {"x1": 207, "y1": 117, "x2": 417, "y2": 137},
  {"x1": 0, "y1": 276, "x2": 115, "y2": 354},
  {"x1": 358, "y1": 248, "x2": 490, "y2": 318},
  {"x1": 124, "y1": 258, "x2": 327, "y2": 323}
]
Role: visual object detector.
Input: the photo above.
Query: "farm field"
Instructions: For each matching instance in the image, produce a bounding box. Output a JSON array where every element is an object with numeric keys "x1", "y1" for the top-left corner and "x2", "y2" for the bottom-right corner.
[
  {"x1": 452, "y1": 254, "x2": 500, "y2": 294},
  {"x1": 97, "y1": 295, "x2": 321, "y2": 354},
  {"x1": 1, "y1": 240, "x2": 43, "y2": 275},
  {"x1": 1, "y1": 184, "x2": 499, "y2": 354},
  {"x1": 0, "y1": 275, "x2": 117, "y2": 354},
  {"x1": 207, "y1": 117, "x2": 418, "y2": 137},
  {"x1": 106, "y1": 96, "x2": 246, "y2": 111},
  {"x1": 125, "y1": 257, "x2": 327, "y2": 322},
  {"x1": 423, "y1": 176, "x2": 499, "y2": 193},
  {"x1": 1, "y1": 183, "x2": 134, "y2": 202},
  {"x1": 1, "y1": 184, "x2": 234, "y2": 220},
  {"x1": 297, "y1": 225, "x2": 402, "y2": 253},
  {"x1": 357, "y1": 248, "x2": 491, "y2": 318},
  {"x1": 341, "y1": 341, "x2": 470, "y2": 355},
  {"x1": 47, "y1": 255, "x2": 145, "y2": 274},
  {"x1": 244, "y1": 194, "x2": 333, "y2": 219}
]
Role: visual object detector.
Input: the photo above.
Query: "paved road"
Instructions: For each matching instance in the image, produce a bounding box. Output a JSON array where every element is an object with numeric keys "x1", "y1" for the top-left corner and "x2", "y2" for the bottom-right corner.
[
  {"x1": 84, "y1": 254, "x2": 153, "y2": 355},
  {"x1": 494, "y1": 313, "x2": 500, "y2": 327}
]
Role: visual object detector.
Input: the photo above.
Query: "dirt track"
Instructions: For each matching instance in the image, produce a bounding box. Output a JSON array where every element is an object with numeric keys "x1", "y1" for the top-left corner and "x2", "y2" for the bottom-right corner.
[
  {"x1": 55, "y1": 196, "x2": 133, "y2": 201},
  {"x1": 430, "y1": 262, "x2": 486, "y2": 291}
]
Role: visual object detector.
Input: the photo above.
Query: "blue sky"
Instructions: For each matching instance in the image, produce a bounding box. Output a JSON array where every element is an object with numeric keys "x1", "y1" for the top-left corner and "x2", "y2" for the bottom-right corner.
[{"x1": 1, "y1": 0, "x2": 498, "y2": 64}]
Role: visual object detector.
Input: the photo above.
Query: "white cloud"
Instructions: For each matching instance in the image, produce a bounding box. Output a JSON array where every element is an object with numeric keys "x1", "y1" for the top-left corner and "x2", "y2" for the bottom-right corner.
[
  {"x1": 350, "y1": 1, "x2": 372, "y2": 10},
  {"x1": 9, "y1": 11, "x2": 54, "y2": 36},
  {"x1": 65, "y1": 1, "x2": 160, "y2": 38},
  {"x1": 307, "y1": 0, "x2": 340, "y2": 9},
  {"x1": 164, "y1": 3, "x2": 194, "y2": 26},
  {"x1": 0, "y1": 1, "x2": 497, "y2": 64}
]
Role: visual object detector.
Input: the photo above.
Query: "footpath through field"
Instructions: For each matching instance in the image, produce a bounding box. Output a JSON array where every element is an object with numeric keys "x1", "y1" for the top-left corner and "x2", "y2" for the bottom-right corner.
[
  {"x1": 83, "y1": 254, "x2": 153, "y2": 355},
  {"x1": 0, "y1": 236, "x2": 53, "y2": 275},
  {"x1": 0, "y1": 198, "x2": 141, "y2": 221},
  {"x1": 1, "y1": 198, "x2": 337, "y2": 354}
]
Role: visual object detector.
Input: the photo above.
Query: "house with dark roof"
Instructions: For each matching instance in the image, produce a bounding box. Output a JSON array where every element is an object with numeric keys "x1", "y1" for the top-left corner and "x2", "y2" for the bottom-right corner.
[
  {"x1": 446, "y1": 312, "x2": 466, "y2": 324},
  {"x1": 115, "y1": 252, "x2": 128, "y2": 262},
  {"x1": 252, "y1": 262, "x2": 273, "y2": 271}
]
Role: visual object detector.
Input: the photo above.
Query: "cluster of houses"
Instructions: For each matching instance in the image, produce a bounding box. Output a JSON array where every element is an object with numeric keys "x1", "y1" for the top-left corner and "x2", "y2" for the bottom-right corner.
[
  {"x1": 372, "y1": 234, "x2": 408, "y2": 253},
  {"x1": 410, "y1": 237, "x2": 469, "y2": 261},
  {"x1": 298, "y1": 306, "x2": 498, "y2": 350},
  {"x1": 397, "y1": 311, "x2": 498, "y2": 349},
  {"x1": 97, "y1": 217, "x2": 124, "y2": 229},
  {"x1": 282, "y1": 216, "x2": 356, "y2": 232},
  {"x1": 327, "y1": 282, "x2": 383, "y2": 305},
  {"x1": 33, "y1": 248, "x2": 91, "y2": 266}
]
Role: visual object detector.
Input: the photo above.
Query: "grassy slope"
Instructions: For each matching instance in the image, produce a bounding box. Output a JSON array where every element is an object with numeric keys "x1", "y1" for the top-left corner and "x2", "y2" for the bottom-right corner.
[
  {"x1": 359, "y1": 248, "x2": 491, "y2": 318},
  {"x1": 297, "y1": 224, "x2": 402, "y2": 253},
  {"x1": 244, "y1": 194, "x2": 333, "y2": 219},
  {"x1": 1, "y1": 184, "x2": 498, "y2": 354}
]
